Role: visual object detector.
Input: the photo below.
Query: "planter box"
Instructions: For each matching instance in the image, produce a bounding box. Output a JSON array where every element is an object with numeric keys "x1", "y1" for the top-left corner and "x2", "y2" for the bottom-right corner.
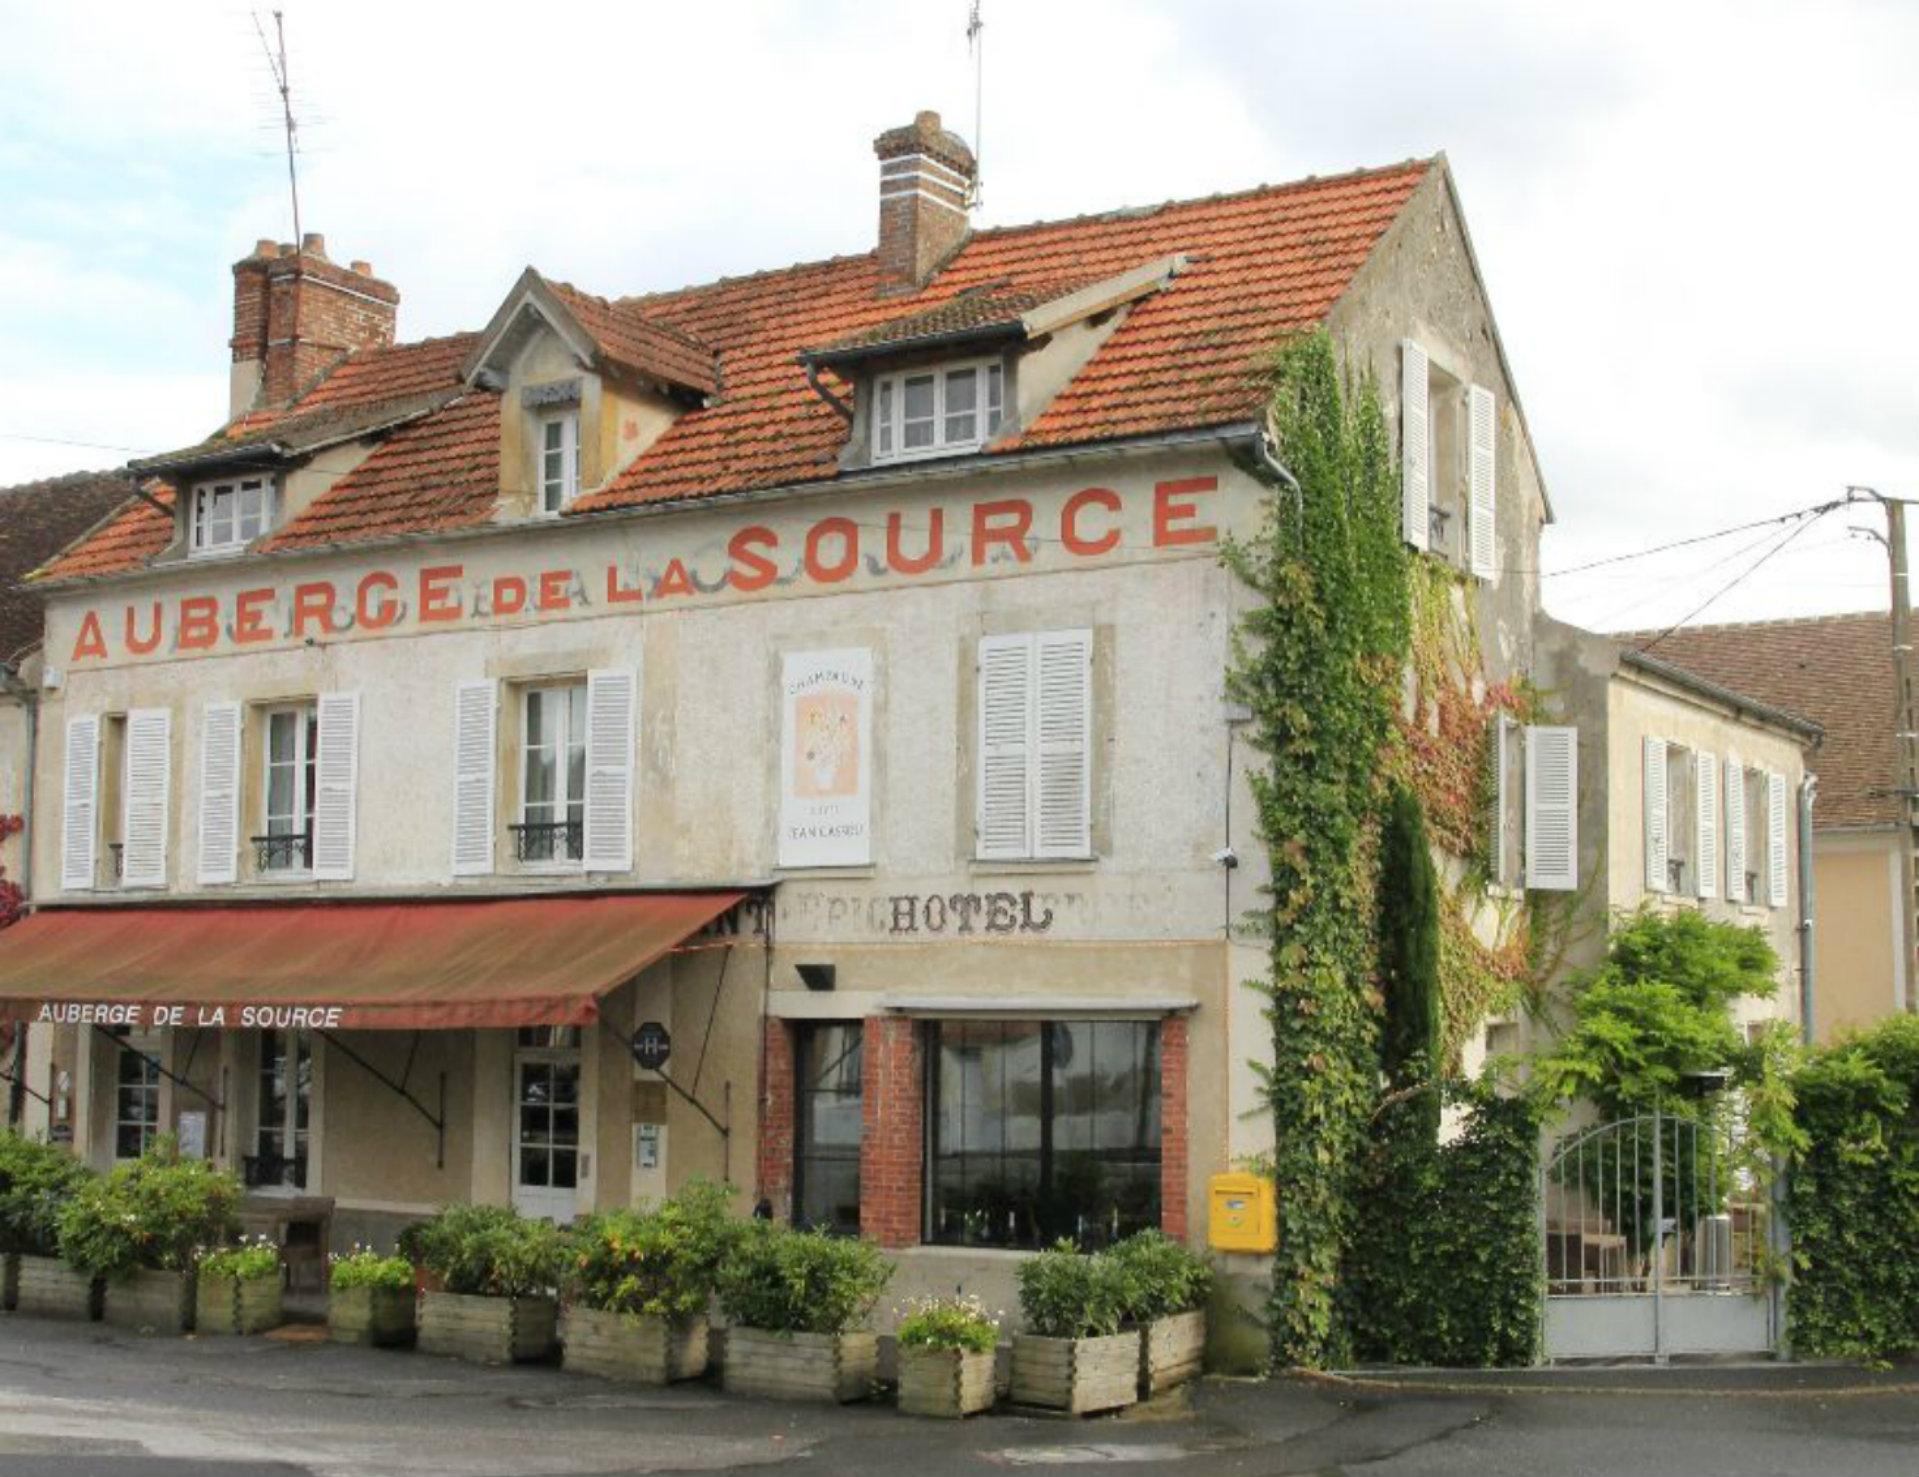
[
  {"x1": 103, "y1": 1267, "x2": 195, "y2": 1334},
  {"x1": 1011, "y1": 1331, "x2": 1139, "y2": 1415},
  {"x1": 417, "y1": 1290, "x2": 556, "y2": 1364},
  {"x1": 2, "y1": 1252, "x2": 15, "y2": 1312},
  {"x1": 722, "y1": 1327, "x2": 877, "y2": 1404},
  {"x1": 196, "y1": 1274, "x2": 283, "y2": 1336},
  {"x1": 560, "y1": 1306, "x2": 708, "y2": 1385},
  {"x1": 897, "y1": 1345, "x2": 996, "y2": 1419},
  {"x1": 13, "y1": 1255, "x2": 98, "y2": 1320},
  {"x1": 1140, "y1": 1309, "x2": 1207, "y2": 1395},
  {"x1": 328, "y1": 1284, "x2": 416, "y2": 1347}
]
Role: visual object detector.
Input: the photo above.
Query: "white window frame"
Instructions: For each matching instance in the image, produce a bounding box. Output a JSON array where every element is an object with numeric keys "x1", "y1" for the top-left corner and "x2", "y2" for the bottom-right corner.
[
  {"x1": 872, "y1": 358, "x2": 1004, "y2": 463},
  {"x1": 252, "y1": 1028, "x2": 316, "y2": 1191},
  {"x1": 538, "y1": 410, "x2": 581, "y2": 514},
  {"x1": 112, "y1": 1031, "x2": 163, "y2": 1164},
  {"x1": 518, "y1": 682, "x2": 587, "y2": 867},
  {"x1": 189, "y1": 476, "x2": 273, "y2": 556},
  {"x1": 259, "y1": 703, "x2": 318, "y2": 876}
]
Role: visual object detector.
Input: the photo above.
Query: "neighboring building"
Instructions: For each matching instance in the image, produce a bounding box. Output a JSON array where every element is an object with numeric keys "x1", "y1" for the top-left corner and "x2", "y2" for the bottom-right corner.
[{"x1": 1624, "y1": 613, "x2": 1907, "y2": 1041}]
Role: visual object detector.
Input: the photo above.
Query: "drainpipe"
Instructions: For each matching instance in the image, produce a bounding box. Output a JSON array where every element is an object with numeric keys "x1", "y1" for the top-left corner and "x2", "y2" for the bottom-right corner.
[
  {"x1": 0, "y1": 659, "x2": 33, "y2": 1129},
  {"x1": 1798, "y1": 776, "x2": 1818, "y2": 1046}
]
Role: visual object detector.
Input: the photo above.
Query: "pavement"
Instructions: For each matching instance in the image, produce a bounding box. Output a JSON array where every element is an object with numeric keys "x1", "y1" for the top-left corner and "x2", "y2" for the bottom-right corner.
[{"x1": 2, "y1": 1316, "x2": 1919, "y2": 1476}]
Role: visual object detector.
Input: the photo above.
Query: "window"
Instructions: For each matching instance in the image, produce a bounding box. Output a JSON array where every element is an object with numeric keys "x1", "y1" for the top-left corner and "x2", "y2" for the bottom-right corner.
[
  {"x1": 100, "y1": 714, "x2": 128, "y2": 886},
  {"x1": 1426, "y1": 364, "x2": 1464, "y2": 559},
  {"x1": 513, "y1": 1027, "x2": 581, "y2": 1220},
  {"x1": 1744, "y1": 766, "x2": 1768, "y2": 905},
  {"x1": 539, "y1": 411, "x2": 580, "y2": 513},
  {"x1": 793, "y1": 1023, "x2": 862, "y2": 1236},
  {"x1": 977, "y1": 630, "x2": 1092, "y2": 861},
  {"x1": 190, "y1": 476, "x2": 272, "y2": 555},
  {"x1": 252, "y1": 1029, "x2": 311, "y2": 1189},
  {"x1": 873, "y1": 360, "x2": 1004, "y2": 462},
  {"x1": 256, "y1": 704, "x2": 318, "y2": 874},
  {"x1": 113, "y1": 1031, "x2": 161, "y2": 1161},
  {"x1": 517, "y1": 684, "x2": 586, "y2": 864},
  {"x1": 1492, "y1": 721, "x2": 1579, "y2": 892},
  {"x1": 928, "y1": 1019, "x2": 1161, "y2": 1250},
  {"x1": 1665, "y1": 743, "x2": 1696, "y2": 896}
]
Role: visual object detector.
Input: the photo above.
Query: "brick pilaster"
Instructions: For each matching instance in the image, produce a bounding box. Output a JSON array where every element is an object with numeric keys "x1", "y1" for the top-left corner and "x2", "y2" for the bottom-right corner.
[
  {"x1": 1160, "y1": 1015, "x2": 1190, "y2": 1242},
  {"x1": 757, "y1": 1019, "x2": 795, "y2": 1221},
  {"x1": 859, "y1": 1014, "x2": 923, "y2": 1248}
]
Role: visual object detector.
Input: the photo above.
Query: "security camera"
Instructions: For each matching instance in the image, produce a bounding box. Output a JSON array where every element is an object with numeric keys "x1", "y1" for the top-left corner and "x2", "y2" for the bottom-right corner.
[{"x1": 1212, "y1": 846, "x2": 1239, "y2": 869}]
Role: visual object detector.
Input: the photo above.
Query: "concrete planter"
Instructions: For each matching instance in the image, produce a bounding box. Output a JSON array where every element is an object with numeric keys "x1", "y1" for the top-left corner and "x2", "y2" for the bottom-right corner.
[
  {"x1": 897, "y1": 1345, "x2": 997, "y2": 1418},
  {"x1": 12, "y1": 1255, "x2": 98, "y2": 1320},
  {"x1": 1140, "y1": 1309, "x2": 1207, "y2": 1395},
  {"x1": 1011, "y1": 1331, "x2": 1140, "y2": 1415},
  {"x1": 560, "y1": 1306, "x2": 708, "y2": 1384},
  {"x1": 417, "y1": 1290, "x2": 556, "y2": 1364},
  {"x1": 196, "y1": 1274, "x2": 284, "y2": 1336},
  {"x1": 103, "y1": 1267, "x2": 195, "y2": 1334},
  {"x1": 722, "y1": 1327, "x2": 877, "y2": 1404},
  {"x1": 328, "y1": 1284, "x2": 417, "y2": 1347}
]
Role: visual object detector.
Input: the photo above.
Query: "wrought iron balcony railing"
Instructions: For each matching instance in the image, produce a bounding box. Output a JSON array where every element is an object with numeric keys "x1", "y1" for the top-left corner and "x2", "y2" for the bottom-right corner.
[
  {"x1": 252, "y1": 833, "x2": 312, "y2": 872},
  {"x1": 512, "y1": 820, "x2": 584, "y2": 863}
]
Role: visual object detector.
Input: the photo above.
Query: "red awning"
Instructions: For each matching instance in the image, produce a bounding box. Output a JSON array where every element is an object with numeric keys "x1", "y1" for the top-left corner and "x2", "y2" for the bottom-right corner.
[{"x1": 0, "y1": 891, "x2": 746, "y2": 1031}]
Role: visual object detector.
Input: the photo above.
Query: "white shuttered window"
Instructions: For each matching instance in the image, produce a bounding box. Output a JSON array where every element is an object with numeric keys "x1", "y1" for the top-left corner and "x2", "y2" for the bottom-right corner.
[
  {"x1": 1695, "y1": 751, "x2": 1720, "y2": 900},
  {"x1": 1724, "y1": 759, "x2": 1748, "y2": 904},
  {"x1": 1468, "y1": 384, "x2": 1497, "y2": 580},
  {"x1": 1767, "y1": 771, "x2": 1789, "y2": 907},
  {"x1": 583, "y1": 668, "x2": 636, "y2": 873},
  {"x1": 1524, "y1": 725, "x2": 1578, "y2": 891},
  {"x1": 977, "y1": 630, "x2": 1092, "y2": 861},
  {"x1": 119, "y1": 709, "x2": 171, "y2": 889},
  {"x1": 197, "y1": 702, "x2": 242, "y2": 885},
  {"x1": 311, "y1": 693, "x2": 360, "y2": 882},
  {"x1": 61, "y1": 715, "x2": 99, "y2": 892},
  {"x1": 451, "y1": 679, "x2": 499, "y2": 876},
  {"x1": 1401, "y1": 341, "x2": 1430, "y2": 550},
  {"x1": 1643, "y1": 737, "x2": 1669, "y2": 894}
]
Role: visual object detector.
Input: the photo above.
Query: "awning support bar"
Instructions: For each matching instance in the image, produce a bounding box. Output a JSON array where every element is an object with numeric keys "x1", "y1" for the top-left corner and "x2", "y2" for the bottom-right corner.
[
  {"x1": 318, "y1": 1030, "x2": 447, "y2": 1168},
  {"x1": 0, "y1": 1067, "x2": 50, "y2": 1108},
  {"x1": 91, "y1": 1025, "x2": 225, "y2": 1111}
]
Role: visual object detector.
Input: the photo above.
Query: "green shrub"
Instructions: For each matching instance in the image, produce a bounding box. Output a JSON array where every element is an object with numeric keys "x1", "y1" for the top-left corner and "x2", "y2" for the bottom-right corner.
[
  {"x1": 896, "y1": 1293, "x2": 1000, "y2": 1354},
  {"x1": 1108, "y1": 1230, "x2": 1213, "y2": 1323},
  {"x1": 565, "y1": 1181, "x2": 738, "y2": 1322},
  {"x1": 329, "y1": 1247, "x2": 414, "y2": 1292},
  {"x1": 412, "y1": 1202, "x2": 565, "y2": 1298},
  {"x1": 715, "y1": 1222, "x2": 892, "y2": 1335},
  {"x1": 1016, "y1": 1241, "x2": 1129, "y2": 1339},
  {"x1": 56, "y1": 1140, "x2": 239, "y2": 1279},
  {"x1": 0, "y1": 1131, "x2": 93, "y2": 1257},
  {"x1": 198, "y1": 1236, "x2": 281, "y2": 1283}
]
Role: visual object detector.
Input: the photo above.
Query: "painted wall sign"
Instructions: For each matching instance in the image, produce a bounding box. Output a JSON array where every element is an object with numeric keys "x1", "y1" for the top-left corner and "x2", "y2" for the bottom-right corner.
[
  {"x1": 31, "y1": 1001, "x2": 349, "y2": 1030},
  {"x1": 779, "y1": 649, "x2": 873, "y2": 868}
]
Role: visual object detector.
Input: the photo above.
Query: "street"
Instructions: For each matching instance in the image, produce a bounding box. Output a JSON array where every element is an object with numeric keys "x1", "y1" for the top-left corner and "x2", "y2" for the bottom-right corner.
[{"x1": 2, "y1": 1318, "x2": 1918, "y2": 1476}]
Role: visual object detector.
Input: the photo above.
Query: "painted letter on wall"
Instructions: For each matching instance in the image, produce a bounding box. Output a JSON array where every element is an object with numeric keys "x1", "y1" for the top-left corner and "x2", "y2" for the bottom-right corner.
[{"x1": 778, "y1": 649, "x2": 873, "y2": 868}]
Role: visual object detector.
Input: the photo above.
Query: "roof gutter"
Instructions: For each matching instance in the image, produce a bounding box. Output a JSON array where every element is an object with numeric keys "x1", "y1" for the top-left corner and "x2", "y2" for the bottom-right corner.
[
  {"x1": 1619, "y1": 647, "x2": 1824, "y2": 743},
  {"x1": 801, "y1": 320, "x2": 1026, "y2": 372}
]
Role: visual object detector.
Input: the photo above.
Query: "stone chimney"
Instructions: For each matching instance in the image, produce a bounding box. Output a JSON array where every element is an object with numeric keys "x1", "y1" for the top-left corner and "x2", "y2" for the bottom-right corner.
[
  {"x1": 874, "y1": 110, "x2": 976, "y2": 293},
  {"x1": 229, "y1": 234, "x2": 399, "y2": 417}
]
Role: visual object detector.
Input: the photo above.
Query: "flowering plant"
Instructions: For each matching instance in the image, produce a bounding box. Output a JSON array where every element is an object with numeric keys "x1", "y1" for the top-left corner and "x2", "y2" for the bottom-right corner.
[
  {"x1": 328, "y1": 1245, "x2": 414, "y2": 1292},
  {"x1": 198, "y1": 1235, "x2": 281, "y2": 1282},
  {"x1": 564, "y1": 1180, "x2": 736, "y2": 1322},
  {"x1": 56, "y1": 1139, "x2": 239, "y2": 1278},
  {"x1": 896, "y1": 1293, "x2": 1000, "y2": 1354}
]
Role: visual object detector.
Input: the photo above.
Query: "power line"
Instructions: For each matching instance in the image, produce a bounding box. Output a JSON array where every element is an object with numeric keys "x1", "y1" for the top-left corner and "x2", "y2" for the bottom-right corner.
[
  {"x1": 1634, "y1": 505, "x2": 1836, "y2": 653},
  {"x1": 0, "y1": 431, "x2": 156, "y2": 455},
  {"x1": 1533, "y1": 499, "x2": 1847, "y2": 579}
]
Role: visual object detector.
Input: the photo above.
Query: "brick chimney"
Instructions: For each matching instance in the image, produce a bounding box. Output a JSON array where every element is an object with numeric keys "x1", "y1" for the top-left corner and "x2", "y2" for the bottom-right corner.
[
  {"x1": 229, "y1": 233, "x2": 399, "y2": 417},
  {"x1": 874, "y1": 110, "x2": 976, "y2": 293}
]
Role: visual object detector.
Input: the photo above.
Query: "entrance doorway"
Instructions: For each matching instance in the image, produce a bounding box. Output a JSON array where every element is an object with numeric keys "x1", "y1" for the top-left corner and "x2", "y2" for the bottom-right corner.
[{"x1": 512, "y1": 1028, "x2": 582, "y2": 1221}]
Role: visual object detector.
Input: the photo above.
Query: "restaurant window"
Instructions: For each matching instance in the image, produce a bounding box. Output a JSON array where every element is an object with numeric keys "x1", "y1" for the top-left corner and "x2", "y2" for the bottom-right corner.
[
  {"x1": 516, "y1": 684, "x2": 586, "y2": 865},
  {"x1": 113, "y1": 1030, "x2": 161, "y2": 1161},
  {"x1": 251, "y1": 1029, "x2": 312, "y2": 1190},
  {"x1": 513, "y1": 1027, "x2": 581, "y2": 1221},
  {"x1": 928, "y1": 1019, "x2": 1161, "y2": 1250},
  {"x1": 793, "y1": 1022, "x2": 862, "y2": 1236},
  {"x1": 256, "y1": 704, "x2": 318, "y2": 874}
]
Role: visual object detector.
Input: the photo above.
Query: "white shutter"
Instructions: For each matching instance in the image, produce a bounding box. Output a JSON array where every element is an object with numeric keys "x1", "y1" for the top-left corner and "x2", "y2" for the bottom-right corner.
[
  {"x1": 119, "y1": 709, "x2": 171, "y2": 890},
  {"x1": 1468, "y1": 384, "x2": 1497, "y2": 580},
  {"x1": 1525, "y1": 725, "x2": 1578, "y2": 891},
  {"x1": 60, "y1": 715, "x2": 99, "y2": 892},
  {"x1": 451, "y1": 679, "x2": 498, "y2": 876},
  {"x1": 1492, "y1": 715, "x2": 1512, "y2": 886},
  {"x1": 1768, "y1": 770, "x2": 1789, "y2": 907},
  {"x1": 1695, "y1": 751, "x2": 1720, "y2": 900},
  {"x1": 1724, "y1": 759, "x2": 1748, "y2": 904},
  {"x1": 1644, "y1": 737, "x2": 1669, "y2": 894},
  {"x1": 197, "y1": 702, "x2": 242, "y2": 885},
  {"x1": 977, "y1": 635, "x2": 1034, "y2": 860},
  {"x1": 1035, "y1": 630, "x2": 1093, "y2": 858},
  {"x1": 583, "y1": 668, "x2": 636, "y2": 873},
  {"x1": 1401, "y1": 341, "x2": 1430, "y2": 551},
  {"x1": 311, "y1": 692, "x2": 361, "y2": 881}
]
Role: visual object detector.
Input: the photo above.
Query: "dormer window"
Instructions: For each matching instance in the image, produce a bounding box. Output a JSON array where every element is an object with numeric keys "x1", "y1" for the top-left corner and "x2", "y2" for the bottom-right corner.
[
  {"x1": 190, "y1": 475, "x2": 272, "y2": 556},
  {"x1": 873, "y1": 360, "x2": 1003, "y2": 463},
  {"x1": 539, "y1": 410, "x2": 581, "y2": 514}
]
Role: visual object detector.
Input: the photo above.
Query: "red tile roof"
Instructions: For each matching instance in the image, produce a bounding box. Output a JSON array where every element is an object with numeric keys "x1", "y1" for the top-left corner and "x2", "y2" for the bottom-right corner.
[
  {"x1": 543, "y1": 281, "x2": 718, "y2": 397},
  {"x1": 809, "y1": 278, "x2": 1095, "y2": 357},
  {"x1": 38, "y1": 483, "x2": 175, "y2": 582},
  {"x1": 0, "y1": 471, "x2": 155, "y2": 658}
]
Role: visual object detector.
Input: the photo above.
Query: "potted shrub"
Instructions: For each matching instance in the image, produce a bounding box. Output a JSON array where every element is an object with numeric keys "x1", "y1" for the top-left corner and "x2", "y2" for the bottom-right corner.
[
  {"x1": 414, "y1": 1204, "x2": 564, "y2": 1364},
  {"x1": 894, "y1": 1294, "x2": 1000, "y2": 1419},
  {"x1": 1110, "y1": 1230, "x2": 1212, "y2": 1396},
  {"x1": 716, "y1": 1222, "x2": 892, "y2": 1403},
  {"x1": 195, "y1": 1237, "x2": 284, "y2": 1335},
  {"x1": 57, "y1": 1141, "x2": 239, "y2": 1334},
  {"x1": 561, "y1": 1181, "x2": 734, "y2": 1384},
  {"x1": 1010, "y1": 1242, "x2": 1137, "y2": 1415},
  {"x1": 327, "y1": 1246, "x2": 417, "y2": 1347},
  {"x1": 0, "y1": 1130, "x2": 96, "y2": 1318}
]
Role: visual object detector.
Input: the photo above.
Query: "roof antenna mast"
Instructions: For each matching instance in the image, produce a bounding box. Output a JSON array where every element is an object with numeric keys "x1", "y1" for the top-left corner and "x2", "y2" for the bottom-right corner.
[
  {"x1": 966, "y1": 0, "x2": 985, "y2": 211},
  {"x1": 253, "y1": 9, "x2": 302, "y2": 247}
]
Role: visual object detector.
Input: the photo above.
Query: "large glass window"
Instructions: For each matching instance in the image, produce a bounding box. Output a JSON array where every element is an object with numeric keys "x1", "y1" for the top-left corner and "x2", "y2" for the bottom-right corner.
[
  {"x1": 253, "y1": 1029, "x2": 312, "y2": 1189},
  {"x1": 517, "y1": 685, "x2": 586, "y2": 863},
  {"x1": 928, "y1": 1020, "x2": 1161, "y2": 1250},
  {"x1": 794, "y1": 1023, "x2": 863, "y2": 1236},
  {"x1": 113, "y1": 1032, "x2": 161, "y2": 1161}
]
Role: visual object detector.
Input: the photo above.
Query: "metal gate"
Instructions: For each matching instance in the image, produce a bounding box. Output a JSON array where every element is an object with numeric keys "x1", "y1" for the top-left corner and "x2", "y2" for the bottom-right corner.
[{"x1": 1542, "y1": 1108, "x2": 1782, "y2": 1361}]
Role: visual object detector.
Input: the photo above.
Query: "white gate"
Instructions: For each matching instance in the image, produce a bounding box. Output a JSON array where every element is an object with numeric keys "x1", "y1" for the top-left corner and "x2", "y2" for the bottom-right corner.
[{"x1": 1542, "y1": 1108, "x2": 1782, "y2": 1361}]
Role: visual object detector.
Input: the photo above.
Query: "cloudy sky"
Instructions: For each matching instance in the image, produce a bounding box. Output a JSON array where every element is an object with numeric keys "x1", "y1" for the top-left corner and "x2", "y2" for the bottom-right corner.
[{"x1": 1, "y1": 0, "x2": 1913, "y2": 631}]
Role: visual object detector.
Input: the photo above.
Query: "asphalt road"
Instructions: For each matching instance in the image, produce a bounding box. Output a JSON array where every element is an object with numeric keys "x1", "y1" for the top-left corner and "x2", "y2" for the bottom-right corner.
[{"x1": 3, "y1": 1316, "x2": 1918, "y2": 1476}]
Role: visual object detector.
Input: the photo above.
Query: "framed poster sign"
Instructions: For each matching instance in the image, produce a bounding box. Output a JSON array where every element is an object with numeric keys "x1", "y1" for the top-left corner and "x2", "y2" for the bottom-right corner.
[{"x1": 779, "y1": 649, "x2": 873, "y2": 867}]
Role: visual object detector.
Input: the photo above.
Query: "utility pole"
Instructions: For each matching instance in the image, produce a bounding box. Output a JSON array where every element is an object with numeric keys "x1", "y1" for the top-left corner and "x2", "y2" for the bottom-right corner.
[{"x1": 1884, "y1": 494, "x2": 1919, "y2": 1017}]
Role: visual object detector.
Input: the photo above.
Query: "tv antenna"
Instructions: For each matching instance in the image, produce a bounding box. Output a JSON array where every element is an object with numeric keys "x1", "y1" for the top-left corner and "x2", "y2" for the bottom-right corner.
[
  {"x1": 253, "y1": 9, "x2": 302, "y2": 247},
  {"x1": 966, "y1": 0, "x2": 984, "y2": 210}
]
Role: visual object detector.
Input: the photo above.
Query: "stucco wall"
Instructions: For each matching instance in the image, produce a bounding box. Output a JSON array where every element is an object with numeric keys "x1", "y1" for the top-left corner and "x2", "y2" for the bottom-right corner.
[{"x1": 1812, "y1": 830, "x2": 1906, "y2": 1041}]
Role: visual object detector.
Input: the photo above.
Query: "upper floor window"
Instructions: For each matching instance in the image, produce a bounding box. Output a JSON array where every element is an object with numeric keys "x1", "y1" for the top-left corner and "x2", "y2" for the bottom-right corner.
[
  {"x1": 190, "y1": 475, "x2": 272, "y2": 556},
  {"x1": 874, "y1": 360, "x2": 1003, "y2": 463},
  {"x1": 976, "y1": 630, "x2": 1092, "y2": 861},
  {"x1": 257, "y1": 703, "x2": 318, "y2": 875},
  {"x1": 518, "y1": 683, "x2": 586, "y2": 865},
  {"x1": 539, "y1": 411, "x2": 581, "y2": 514}
]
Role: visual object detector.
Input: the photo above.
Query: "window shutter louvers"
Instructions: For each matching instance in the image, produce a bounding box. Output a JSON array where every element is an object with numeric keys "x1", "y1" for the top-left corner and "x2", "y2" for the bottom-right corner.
[
  {"x1": 977, "y1": 635, "x2": 1034, "y2": 860},
  {"x1": 1468, "y1": 384, "x2": 1497, "y2": 580},
  {"x1": 119, "y1": 709, "x2": 171, "y2": 889},
  {"x1": 1401, "y1": 341, "x2": 1430, "y2": 551},
  {"x1": 1643, "y1": 736, "x2": 1669, "y2": 893},
  {"x1": 1768, "y1": 770, "x2": 1789, "y2": 907},
  {"x1": 196, "y1": 702, "x2": 241, "y2": 885},
  {"x1": 1524, "y1": 725, "x2": 1578, "y2": 891},
  {"x1": 311, "y1": 692, "x2": 361, "y2": 882},
  {"x1": 1695, "y1": 751, "x2": 1720, "y2": 900},
  {"x1": 583, "y1": 668, "x2": 636, "y2": 873},
  {"x1": 60, "y1": 715, "x2": 99, "y2": 892},
  {"x1": 1724, "y1": 759, "x2": 1748, "y2": 903},
  {"x1": 451, "y1": 679, "x2": 498, "y2": 876},
  {"x1": 1034, "y1": 630, "x2": 1093, "y2": 858}
]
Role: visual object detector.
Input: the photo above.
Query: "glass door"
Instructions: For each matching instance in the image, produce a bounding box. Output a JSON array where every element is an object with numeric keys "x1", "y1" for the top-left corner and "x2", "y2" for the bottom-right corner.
[{"x1": 512, "y1": 1028, "x2": 581, "y2": 1221}]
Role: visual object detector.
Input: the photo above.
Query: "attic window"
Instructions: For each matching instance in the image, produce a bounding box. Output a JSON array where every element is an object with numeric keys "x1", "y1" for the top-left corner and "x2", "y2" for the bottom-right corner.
[
  {"x1": 873, "y1": 360, "x2": 1003, "y2": 463},
  {"x1": 538, "y1": 410, "x2": 581, "y2": 514},
  {"x1": 190, "y1": 475, "x2": 273, "y2": 556}
]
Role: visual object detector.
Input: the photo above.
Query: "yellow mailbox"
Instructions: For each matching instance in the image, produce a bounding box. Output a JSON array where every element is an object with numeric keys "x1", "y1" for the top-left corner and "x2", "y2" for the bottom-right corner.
[{"x1": 1208, "y1": 1171, "x2": 1277, "y2": 1253}]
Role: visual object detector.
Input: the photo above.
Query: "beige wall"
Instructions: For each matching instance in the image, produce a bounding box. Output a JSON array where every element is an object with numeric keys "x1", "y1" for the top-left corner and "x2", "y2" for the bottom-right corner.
[{"x1": 1812, "y1": 829, "x2": 1907, "y2": 1042}]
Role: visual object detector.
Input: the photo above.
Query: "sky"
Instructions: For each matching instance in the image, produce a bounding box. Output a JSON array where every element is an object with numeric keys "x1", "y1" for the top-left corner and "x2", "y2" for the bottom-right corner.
[{"x1": 1, "y1": 0, "x2": 1914, "y2": 632}]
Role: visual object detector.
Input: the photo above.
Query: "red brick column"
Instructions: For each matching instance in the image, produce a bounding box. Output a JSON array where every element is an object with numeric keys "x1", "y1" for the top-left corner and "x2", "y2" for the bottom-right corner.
[
  {"x1": 1160, "y1": 1015, "x2": 1190, "y2": 1241},
  {"x1": 757, "y1": 1019, "x2": 795, "y2": 1221},
  {"x1": 860, "y1": 1015, "x2": 923, "y2": 1248}
]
